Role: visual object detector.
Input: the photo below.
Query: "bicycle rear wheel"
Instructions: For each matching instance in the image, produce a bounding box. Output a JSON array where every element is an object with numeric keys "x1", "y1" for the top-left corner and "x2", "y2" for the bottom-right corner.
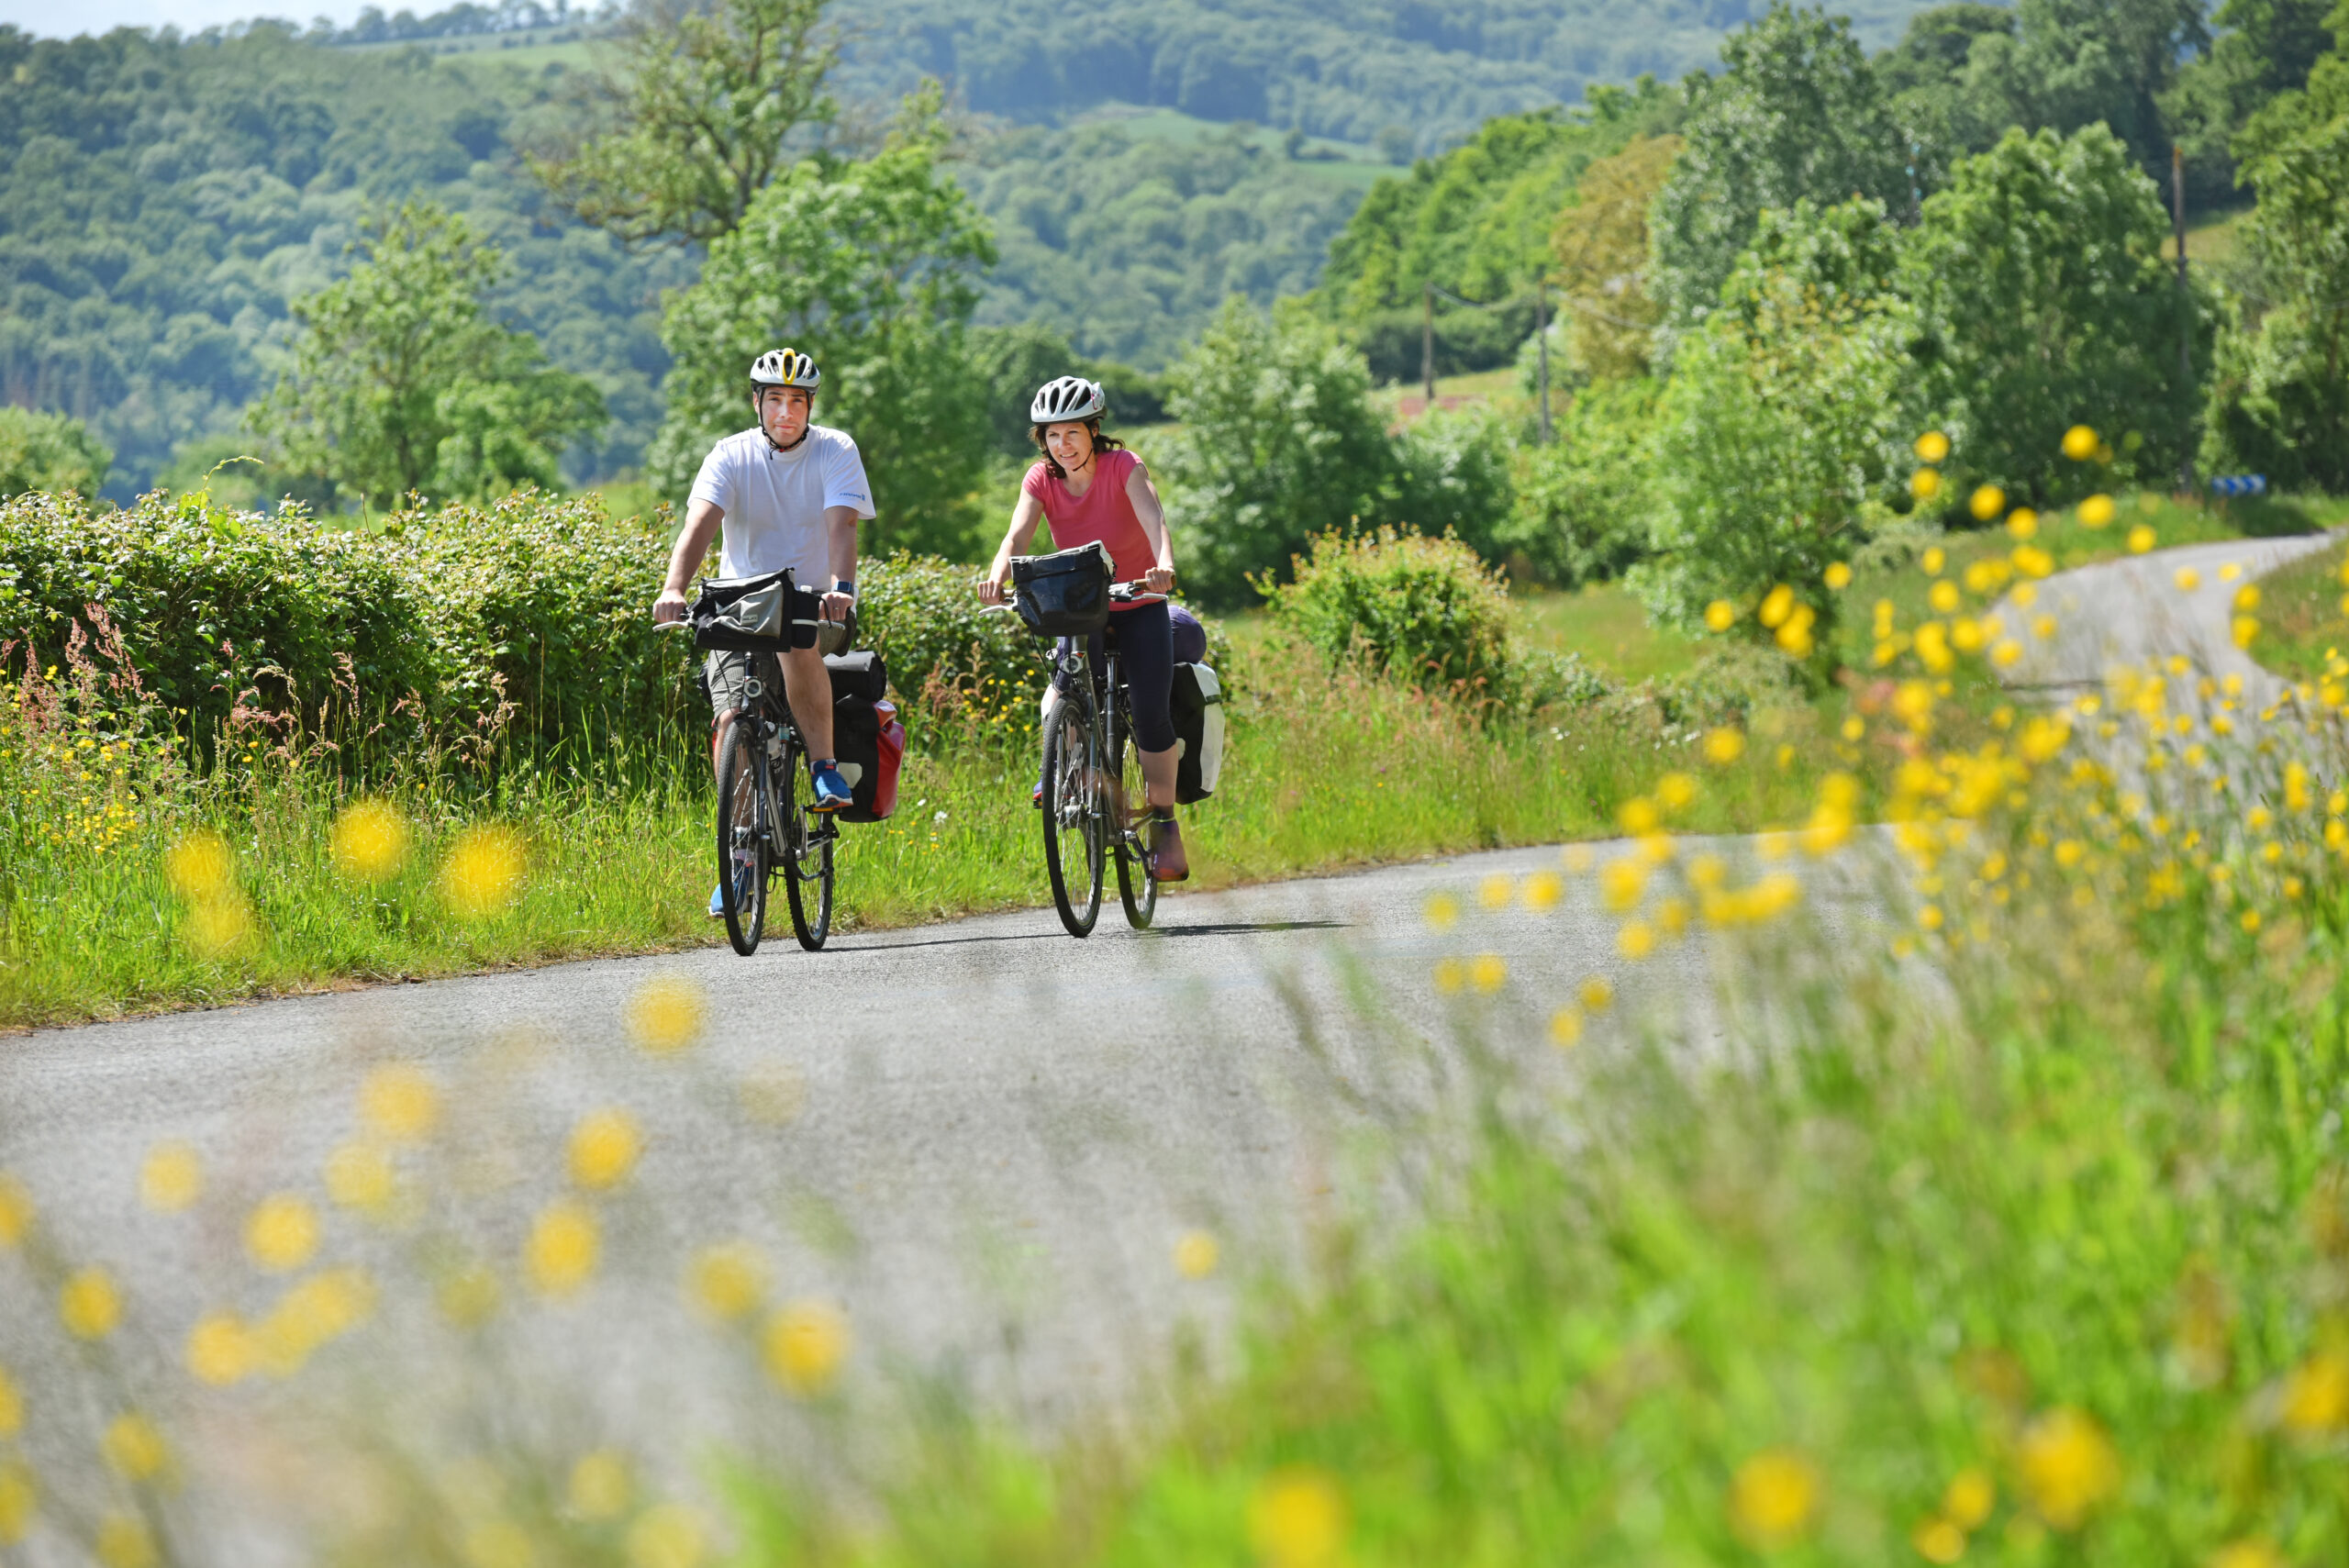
[
  {"x1": 1111, "y1": 695, "x2": 1157, "y2": 929},
  {"x1": 779, "y1": 744, "x2": 834, "y2": 951},
  {"x1": 715, "y1": 717, "x2": 767, "y2": 956},
  {"x1": 1041, "y1": 688, "x2": 1103, "y2": 937}
]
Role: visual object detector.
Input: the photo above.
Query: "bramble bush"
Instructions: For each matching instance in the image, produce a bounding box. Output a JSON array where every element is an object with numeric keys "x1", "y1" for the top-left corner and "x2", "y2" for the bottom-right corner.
[{"x1": 1265, "y1": 528, "x2": 1513, "y2": 700}]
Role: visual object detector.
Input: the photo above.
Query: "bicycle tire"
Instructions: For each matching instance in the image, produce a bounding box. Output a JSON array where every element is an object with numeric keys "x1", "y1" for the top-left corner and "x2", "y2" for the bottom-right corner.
[
  {"x1": 715, "y1": 717, "x2": 767, "y2": 956},
  {"x1": 1111, "y1": 692, "x2": 1157, "y2": 929},
  {"x1": 780, "y1": 742, "x2": 834, "y2": 951},
  {"x1": 1041, "y1": 687, "x2": 1104, "y2": 937}
]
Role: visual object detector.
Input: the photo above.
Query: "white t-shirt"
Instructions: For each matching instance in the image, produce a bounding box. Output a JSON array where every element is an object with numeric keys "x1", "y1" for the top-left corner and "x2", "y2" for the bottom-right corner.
[{"x1": 688, "y1": 425, "x2": 875, "y2": 585}]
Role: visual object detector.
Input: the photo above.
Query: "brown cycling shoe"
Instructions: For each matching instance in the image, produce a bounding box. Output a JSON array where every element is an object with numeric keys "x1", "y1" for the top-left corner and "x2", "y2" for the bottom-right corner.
[{"x1": 1147, "y1": 817, "x2": 1189, "y2": 883}]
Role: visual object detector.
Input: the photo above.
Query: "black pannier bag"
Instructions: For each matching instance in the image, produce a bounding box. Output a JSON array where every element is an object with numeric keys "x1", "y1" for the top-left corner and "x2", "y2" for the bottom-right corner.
[
  {"x1": 1169, "y1": 662, "x2": 1224, "y2": 804},
  {"x1": 689, "y1": 568, "x2": 822, "y2": 652},
  {"x1": 825, "y1": 651, "x2": 903, "y2": 823},
  {"x1": 1011, "y1": 542, "x2": 1114, "y2": 639}
]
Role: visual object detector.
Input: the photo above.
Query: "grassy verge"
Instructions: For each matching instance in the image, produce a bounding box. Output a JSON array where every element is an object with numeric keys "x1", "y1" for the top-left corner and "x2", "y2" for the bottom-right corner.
[
  {"x1": 2249, "y1": 533, "x2": 2349, "y2": 684},
  {"x1": 1511, "y1": 581, "x2": 1701, "y2": 684},
  {"x1": 0, "y1": 637, "x2": 1839, "y2": 1030},
  {"x1": 724, "y1": 602, "x2": 2349, "y2": 1567}
]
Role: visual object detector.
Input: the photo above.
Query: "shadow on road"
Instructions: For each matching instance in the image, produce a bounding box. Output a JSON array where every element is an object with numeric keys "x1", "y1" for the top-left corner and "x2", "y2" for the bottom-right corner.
[{"x1": 1144, "y1": 919, "x2": 1352, "y2": 939}]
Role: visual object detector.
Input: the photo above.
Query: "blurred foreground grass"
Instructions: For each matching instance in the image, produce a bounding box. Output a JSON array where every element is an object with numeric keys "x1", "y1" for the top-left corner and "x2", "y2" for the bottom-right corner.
[{"x1": 2249, "y1": 534, "x2": 2349, "y2": 684}]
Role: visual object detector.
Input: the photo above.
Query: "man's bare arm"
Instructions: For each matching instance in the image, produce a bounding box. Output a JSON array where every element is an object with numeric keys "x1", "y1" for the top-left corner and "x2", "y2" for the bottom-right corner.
[{"x1": 653, "y1": 498, "x2": 724, "y2": 621}]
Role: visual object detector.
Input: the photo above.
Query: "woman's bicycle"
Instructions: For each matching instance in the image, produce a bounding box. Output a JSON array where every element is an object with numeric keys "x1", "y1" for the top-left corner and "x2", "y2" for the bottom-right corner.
[{"x1": 995, "y1": 575, "x2": 1167, "y2": 938}]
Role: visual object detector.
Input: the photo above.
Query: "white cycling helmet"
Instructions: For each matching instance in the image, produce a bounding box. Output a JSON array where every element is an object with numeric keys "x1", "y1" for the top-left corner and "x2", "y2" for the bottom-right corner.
[
  {"x1": 750, "y1": 348, "x2": 820, "y2": 389},
  {"x1": 1030, "y1": 374, "x2": 1106, "y2": 424}
]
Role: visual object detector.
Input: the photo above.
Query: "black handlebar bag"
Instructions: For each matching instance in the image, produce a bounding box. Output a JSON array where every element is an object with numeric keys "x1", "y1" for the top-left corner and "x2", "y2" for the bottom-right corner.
[
  {"x1": 689, "y1": 569, "x2": 823, "y2": 653},
  {"x1": 1012, "y1": 542, "x2": 1113, "y2": 639}
]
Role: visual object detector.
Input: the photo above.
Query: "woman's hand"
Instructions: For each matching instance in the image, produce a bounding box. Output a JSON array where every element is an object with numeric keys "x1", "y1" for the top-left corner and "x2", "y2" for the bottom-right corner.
[
  {"x1": 653, "y1": 586, "x2": 688, "y2": 624},
  {"x1": 977, "y1": 574, "x2": 1009, "y2": 606},
  {"x1": 1143, "y1": 564, "x2": 1175, "y2": 595}
]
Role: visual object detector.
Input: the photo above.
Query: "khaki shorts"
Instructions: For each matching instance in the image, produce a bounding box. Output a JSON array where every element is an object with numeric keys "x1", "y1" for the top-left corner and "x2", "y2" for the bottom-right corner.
[{"x1": 698, "y1": 616, "x2": 852, "y2": 722}]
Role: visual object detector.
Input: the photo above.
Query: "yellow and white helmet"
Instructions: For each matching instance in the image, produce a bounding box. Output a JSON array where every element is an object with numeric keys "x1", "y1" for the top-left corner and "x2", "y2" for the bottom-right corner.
[{"x1": 750, "y1": 348, "x2": 820, "y2": 390}]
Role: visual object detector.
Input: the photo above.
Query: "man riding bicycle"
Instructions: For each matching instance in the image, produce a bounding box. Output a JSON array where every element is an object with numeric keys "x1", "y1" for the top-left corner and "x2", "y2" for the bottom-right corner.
[
  {"x1": 978, "y1": 374, "x2": 1188, "y2": 883},
  {"x1": 651, "y1": 348, "x2": 873, "y2": 918}
]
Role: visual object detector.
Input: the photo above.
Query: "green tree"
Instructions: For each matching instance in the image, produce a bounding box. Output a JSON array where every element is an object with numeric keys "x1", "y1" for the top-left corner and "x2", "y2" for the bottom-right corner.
[
  {"x1": 1904, "y1": 125, "x2": 2210, "y2": 503},
  {"x1": 528, "y1": 0, "x2": 840, "y2": 246},
  {"x1": 250, "y1": 204, "x2": 606, "y2": 509},
  {"x1": 651, "y1": 88, "x2": 997, "y2": 559},
  {"x1": 1505, "y1": 379, "x2": 1664, "y2": 588},
  {"x1": 2166, "y1": 0, "x2": 2339, "y2": 187},
  {"x1": 1638, "y1": 199, "x2": 1916, "y2": 645},
  {"x1": 2201, "y1": 8, "x2": 2349, "y2": 488},
  {"x1": 1650, "y1": 5, "x2": 1911, "y2": 336},
  {"x1": 967, "y1": 325, "x2": 1166, "y2": 459},
  {"x1": 1960, "y1": 0, "x2": 2210, "y2": 171},
  {"x1": 1156, "y1": 300, "x2": 1397, "y2": 606},
  {"x1": 0, "y1": 407, "x2": 111, "y2": 500}
]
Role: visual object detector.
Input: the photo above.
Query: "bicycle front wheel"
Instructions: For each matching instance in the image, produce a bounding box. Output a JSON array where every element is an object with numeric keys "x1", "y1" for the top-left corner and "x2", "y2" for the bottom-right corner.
[
  {"x1": 1041, "y1": 688, "x2": 1104, "y2": 938},
  {"x1": 779, "y1": 748, "x2": 834, "y2": 951},
  {"x1": 1111, "y1": 696, "x2": 1157, "y2": 929},
  {"x1": 715, "y1": 717, "x2": 767, "y2": 957}
]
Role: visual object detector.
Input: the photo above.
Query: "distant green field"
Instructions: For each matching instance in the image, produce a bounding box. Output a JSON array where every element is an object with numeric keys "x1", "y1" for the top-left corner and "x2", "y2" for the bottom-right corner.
[{"x1": 1512, "y1": 583, "x2": 1700, "y2": 684}]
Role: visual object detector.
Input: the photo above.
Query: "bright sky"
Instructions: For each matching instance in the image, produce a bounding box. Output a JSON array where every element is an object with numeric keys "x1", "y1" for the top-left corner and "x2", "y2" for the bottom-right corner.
[{"x1": 1, "y1": 0, "x2": 374, "y2": 36}]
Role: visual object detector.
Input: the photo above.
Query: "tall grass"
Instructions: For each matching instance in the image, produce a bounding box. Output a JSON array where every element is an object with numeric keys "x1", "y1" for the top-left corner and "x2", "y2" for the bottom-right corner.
[{"x1": 0, "y1": 628, "x2": 1834, "y2": 1029}]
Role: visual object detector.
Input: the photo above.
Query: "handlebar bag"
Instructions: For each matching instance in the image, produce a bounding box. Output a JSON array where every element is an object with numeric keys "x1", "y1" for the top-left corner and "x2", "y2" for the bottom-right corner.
[
  {"x1": 690, "y1": 569, "x2": 821, "y2": 652},
  {"x1": 1011, "y1": 542, "x2": 1113, "y2": 639},
  {"x1": 1170, "y1": 662, "x2": 1224, "y2": 804}
]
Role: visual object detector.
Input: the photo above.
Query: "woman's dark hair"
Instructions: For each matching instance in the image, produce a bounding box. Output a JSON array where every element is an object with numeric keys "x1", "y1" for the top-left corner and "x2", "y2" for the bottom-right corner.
[{"x1": 1029, "y1": 417, "x2": 1124, "y2": 480}]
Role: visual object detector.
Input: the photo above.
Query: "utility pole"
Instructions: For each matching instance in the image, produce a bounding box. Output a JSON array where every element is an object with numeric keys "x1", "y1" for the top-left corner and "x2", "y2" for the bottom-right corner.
[
  {"x1": 1421, "y1": 280, "x2": 1435, "y2": 409},
  {"x1": 2174, "y1": 144, "x2": 2195, "y2": 492},
  {"x1": 1534, "y1": 273, "x2": 1553, "y2": 446}
]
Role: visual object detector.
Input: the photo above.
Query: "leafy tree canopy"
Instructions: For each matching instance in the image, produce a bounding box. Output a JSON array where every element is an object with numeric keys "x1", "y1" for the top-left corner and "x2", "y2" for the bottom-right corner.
[
  {"x1": 2201, "y1": 3, "x2": 2349, "y2": 486},
  {"x1": 1650, "y1": 3, "x2": 1911, "y2": 338},
  {"x1": 1904, "y1": 123, "x2": 2212, "y2": 500},
  {"x1": 0, "y1": 408, "x2": 111, "y2": 501},
  {"x1": 526, "y1": 0, "x2": 840, "y2": 245},
  {"x1": 250, "y1": 202, "x2": 606, "y2": 508},
  {"x1": 651, "y1": 87, "x2": 997, "y2": 558}
]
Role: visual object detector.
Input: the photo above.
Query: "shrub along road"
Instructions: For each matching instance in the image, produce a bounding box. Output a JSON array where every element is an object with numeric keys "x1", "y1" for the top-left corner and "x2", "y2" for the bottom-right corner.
[{"x1": 0, "y1": 535, "x2": 2325, "y2": 1548}]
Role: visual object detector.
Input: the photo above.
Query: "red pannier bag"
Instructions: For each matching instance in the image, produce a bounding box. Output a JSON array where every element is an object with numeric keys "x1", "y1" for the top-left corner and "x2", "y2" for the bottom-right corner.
[{"x1": 826, "y1": 651, "x2": 904, "y2": 823}]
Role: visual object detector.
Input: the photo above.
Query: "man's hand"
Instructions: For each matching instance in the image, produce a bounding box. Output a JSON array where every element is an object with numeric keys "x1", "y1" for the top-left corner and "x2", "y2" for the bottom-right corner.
[
  {"x1": 820, "y1": 590, "x2": 854, "y2": 624},
  {"x1": 1143, "y1": 565, "x2": 1175, "y2": 595},
  {"x1": 977, "y1": 575, "x2": 1009, "y2": 606},
  {"x1": 653, "y1": 586, "x2": 689, "y2": 624}
]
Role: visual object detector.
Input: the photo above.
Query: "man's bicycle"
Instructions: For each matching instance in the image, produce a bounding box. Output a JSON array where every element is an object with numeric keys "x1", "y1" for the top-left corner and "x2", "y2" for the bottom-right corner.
[
  {"x1": 996, "y1": 575, "x2": 1166, "y2": 938},
  {"x1": 658, "y1": 625, "x2": 838, "y2": 956}
]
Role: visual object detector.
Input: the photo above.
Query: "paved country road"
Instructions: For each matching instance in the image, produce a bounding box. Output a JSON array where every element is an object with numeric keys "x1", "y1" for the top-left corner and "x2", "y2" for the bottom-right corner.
[{"x1": 0, "y1": 528, "x2": 2332, "y2": 1560}]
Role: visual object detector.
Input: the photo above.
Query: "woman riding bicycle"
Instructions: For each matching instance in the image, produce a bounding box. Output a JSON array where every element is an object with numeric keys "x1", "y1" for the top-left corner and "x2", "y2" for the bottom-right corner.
[{"x1": 978, "y1": 375, "x2": 1189, "y2": 883}]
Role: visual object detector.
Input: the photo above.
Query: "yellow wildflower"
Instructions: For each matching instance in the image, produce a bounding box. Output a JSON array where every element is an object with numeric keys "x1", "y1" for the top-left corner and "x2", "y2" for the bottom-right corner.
[
  {"x1": 101, "y1": 1412, "x2": 170, "y2": 1483},
  {"x1": 440, "y1": 826, "x2": 525, "y2": 917},
  {"x1": 1469, "y1": 953, "x2": 1508, "y2": 993},
  {"x1": 1911, "y1": 468, "x2": 1943, "y2": 500},
  {"x1": 360, "y1": 1063, "x2": 440, "y2": 1143},
  {"x1": 2008, "y1": 506, "x2": 2039, "y2": 539},
  {"x1": 1943, "y1": 1467, "x2": 1996, "y2": 1529},
  {"x1": 1914, "y1": 430, "x2": 1951, "y2": 462},
  {"x1": 1548, "y1": 1007, "x2": 1583, "y2": 1048},
  {"x1": 2280, "y1": 1349, "x2": 2349, "y2": 1434},
  {"x1": 1704, "y1": 728, "x2": 1746, "y2": 764},
  {"x1": 1422, "y1": 891, "x2": 1458, "y2": 931},
  {"x1": 1823, "y1": 562, "x2": 1853, "y2": 589},
  {"x1": 526, "y1": 1202, "x2": 601, "y2": 1297},
  {"x1": 1970, "y1": 484, "x2": 2005, "y2": 521},
  {"x1": 0, "y1": 1175, "x2": 28, "y2": 1247},
  {"x1": 2061, "y1": 425, "x2": 2099, "y2": 461},
  {"x1": 139, "y1": 1143, "x2": 202, "y2": 1213},
  {"x1": 764, "y1": 1300, "x2": 851, "y2": 1396},
  {"x1": 626, "y1": 973, "x2": 707, "y2": 1056},
  {"x1": 185, "y1": 1313, "x2": 253, "y2": 1385},
  {"x1": 0, "y1": 1462, "x2": 32, "y2": 1545},
  {"x1": 1174, "y1": 1230, "x2": 1219, "y2": 1279},
  {"x1": 1705, "y1": 599, "x2": 1737, "y2": 632},
  {"x1": 570, "y1": 1450, "x2": 632, "y2": 1521},
  {"x1": 96, "y1": 1512, "x2": 156, "y2": 1568},
  {"x1": 568, "y1": 1108, "x2": 644, "y2": 1191},
  {"x1": 1247, "y1": 1467, "x2": 1348, "y2": 1568},
  {"x1": 1728, "y1": 1448, "x2": 1820, "y2": 1550},
  {"x1": 61, "y1": 1267, "x2": 122, "y2": 1340},
  {"x1": 2078, "y1": 494, "x2": 2115, "y2": 527},
  {"x1": 244, "y1": 1194, "x2": 319, "y2": 1273},
  {"x1": 689, "y1": 1242, "x2": 769, "y2": 1319},
  {"x1": 628, "y1": 1503, "x2": 707, "y2": 1568},
  {"x1": 2016, "y1": 1407, "x2": 2120, "y2": 1529},
  {"x1": 329, "y1": 799, "x2": 409, "y2": 882}
]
